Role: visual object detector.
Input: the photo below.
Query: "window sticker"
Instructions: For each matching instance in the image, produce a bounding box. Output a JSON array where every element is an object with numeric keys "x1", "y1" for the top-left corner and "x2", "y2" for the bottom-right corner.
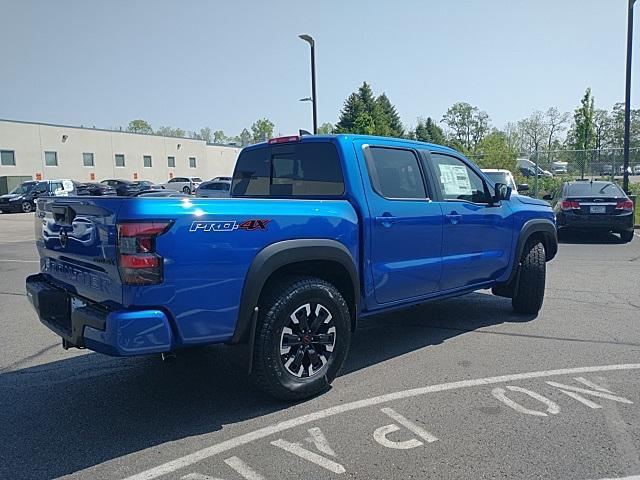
[{"x1": 438, "y1": 164, "x2": 472, "y2": 196}]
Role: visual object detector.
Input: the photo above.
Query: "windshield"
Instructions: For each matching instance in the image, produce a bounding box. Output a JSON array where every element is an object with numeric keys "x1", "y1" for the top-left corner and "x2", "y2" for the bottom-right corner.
[
  {"x1": 484, "y1": 171, "x2": 516, "y2": 190},
  {"x1": 9, "y1": 183, "x2": 35, "y2": 195}
]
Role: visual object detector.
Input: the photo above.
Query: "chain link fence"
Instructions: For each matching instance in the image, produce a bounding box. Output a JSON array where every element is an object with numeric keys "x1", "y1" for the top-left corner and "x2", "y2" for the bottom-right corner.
[
  {"x1": 514, "y1": 148, "x2": 640, "y2": 225},
  {"x1": 517, "y1": 147, "x2": 640, "y2": 197}
]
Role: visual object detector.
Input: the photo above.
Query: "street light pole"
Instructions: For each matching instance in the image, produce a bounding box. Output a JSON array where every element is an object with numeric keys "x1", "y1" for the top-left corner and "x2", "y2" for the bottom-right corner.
[
  {"x1": 622, "y1": 0, "x2": 636, "y2": 193},
  {"x1": 299, "y1": 34, "x2": 317, "y2": 134}
]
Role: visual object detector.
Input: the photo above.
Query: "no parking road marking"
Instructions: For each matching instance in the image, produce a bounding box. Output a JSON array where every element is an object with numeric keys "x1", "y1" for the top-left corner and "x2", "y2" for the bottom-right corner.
[{"x1": 123, "y1": 363, "x2": 640, "y2": 480}]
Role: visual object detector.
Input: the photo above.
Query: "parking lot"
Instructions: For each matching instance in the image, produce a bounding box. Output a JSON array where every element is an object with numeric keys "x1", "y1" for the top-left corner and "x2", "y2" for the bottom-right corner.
[{"x1": 1, "y1": 213, "x2": 639, "y2": 480}]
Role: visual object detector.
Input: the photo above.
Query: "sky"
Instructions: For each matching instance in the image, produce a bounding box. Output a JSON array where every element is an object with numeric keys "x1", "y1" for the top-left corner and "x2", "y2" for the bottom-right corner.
[{"x1": 1, "y1": 0, "x2": 639, "y2": 138}]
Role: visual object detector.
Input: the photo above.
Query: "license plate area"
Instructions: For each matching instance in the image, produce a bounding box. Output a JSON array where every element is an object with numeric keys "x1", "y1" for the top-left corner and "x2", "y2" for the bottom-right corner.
[{"x1": 590, "y1": 206, "x2": 606, "y2": 214}]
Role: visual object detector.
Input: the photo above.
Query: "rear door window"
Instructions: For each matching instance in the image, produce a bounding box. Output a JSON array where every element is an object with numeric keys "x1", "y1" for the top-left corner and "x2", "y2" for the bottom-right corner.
[
  {"x1": 365, "y1": 147, "x2": 427, "y2": 199},
  {"x1": 232, "y1": 142, "x2": 344, "y2": 197}
]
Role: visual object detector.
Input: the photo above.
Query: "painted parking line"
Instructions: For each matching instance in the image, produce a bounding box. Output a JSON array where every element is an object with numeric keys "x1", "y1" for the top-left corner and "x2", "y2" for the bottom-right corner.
[
  {"x1": 122, "y1": 363, "x2": 640, "y2": 480},
  {"x1": 0, "y1": 259, "x2": 38, "y2": 263}
]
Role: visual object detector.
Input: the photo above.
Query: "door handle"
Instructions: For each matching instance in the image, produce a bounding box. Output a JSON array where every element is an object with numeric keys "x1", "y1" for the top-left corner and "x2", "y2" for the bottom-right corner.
[
  {"x1": 375, "y1": 214, "x2": 398, "y2": 227},
  {"x1": 445, "y1": 213, "x2": 462, "y2": 225}
]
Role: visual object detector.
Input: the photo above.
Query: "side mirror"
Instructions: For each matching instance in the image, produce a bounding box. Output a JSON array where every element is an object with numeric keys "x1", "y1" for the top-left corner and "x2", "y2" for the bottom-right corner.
[
  {"x1": 494, "y1": 183, "x2": 511, "y2": 202},
  {"x1": 517, "y1": 184, "x2": 529, "y2": 192},
  {"x1": 542, "y1": 194, "x2": 553, "y2": 200}
]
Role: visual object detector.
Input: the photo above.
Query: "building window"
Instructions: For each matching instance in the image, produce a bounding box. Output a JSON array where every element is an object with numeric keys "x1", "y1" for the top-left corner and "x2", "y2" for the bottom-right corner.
[
  {"x1": 44, "y1": 151, "x2": 58, "y2": 167},
  {"x1": 143, "y1": 155, "x2": 152, "y2": 168},
  {"x1": 115, "y1": 154, "x2": 125, "y2": 167},
  {"x1": 189, "y1": 156, "x2": 197, "y2": 168},
  {"x1": 0, "y1": 150, "x2": 15, "y2": 166},
  {"x1": 83, "y1": 152, "x2": 94, "y2": 167},
  {"x1": 168, "y1": 156, "x2": 176, "y2": 168}
]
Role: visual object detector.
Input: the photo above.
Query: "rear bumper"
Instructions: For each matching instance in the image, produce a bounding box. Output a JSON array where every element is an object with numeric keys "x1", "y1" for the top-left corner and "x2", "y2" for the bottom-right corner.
[
  {"x1": 26, "y1": 273, "x2": 173, "y2": 356},
  {"x1": 557, "y1": 211, "x2": 634, "y2": 231}
]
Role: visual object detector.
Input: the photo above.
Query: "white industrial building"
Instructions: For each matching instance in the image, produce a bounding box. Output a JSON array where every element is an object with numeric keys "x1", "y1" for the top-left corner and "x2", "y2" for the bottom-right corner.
[{"x1": 0, "y1": 119, "x2": 240, "y2": 192}]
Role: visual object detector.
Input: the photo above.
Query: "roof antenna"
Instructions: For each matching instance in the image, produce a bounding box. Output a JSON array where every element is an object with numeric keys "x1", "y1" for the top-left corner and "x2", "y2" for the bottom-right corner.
[{"x1": 299, "y1": 129, "x2": 312, "y2": 136}]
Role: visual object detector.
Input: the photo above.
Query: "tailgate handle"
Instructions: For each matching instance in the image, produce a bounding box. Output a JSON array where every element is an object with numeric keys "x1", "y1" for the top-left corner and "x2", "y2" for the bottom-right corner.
[{"x1": 51, "y1": 205, "x2": 76, "y2": 225}]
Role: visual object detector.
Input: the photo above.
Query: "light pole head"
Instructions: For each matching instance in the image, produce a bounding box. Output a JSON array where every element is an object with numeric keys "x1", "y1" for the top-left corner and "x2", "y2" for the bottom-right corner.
[{"x1": 298, "y1": 34, "x2": 315, "y2": 47}]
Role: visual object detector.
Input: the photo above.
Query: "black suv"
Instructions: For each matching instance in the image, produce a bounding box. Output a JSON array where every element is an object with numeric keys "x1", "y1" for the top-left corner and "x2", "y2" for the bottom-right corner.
[{"x1": 0, "y1": 180, "x2": 67, "y2": 213}]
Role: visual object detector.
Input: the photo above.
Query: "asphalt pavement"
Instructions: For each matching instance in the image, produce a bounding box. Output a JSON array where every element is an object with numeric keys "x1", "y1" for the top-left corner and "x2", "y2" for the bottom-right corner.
[{"x1": 1, "y1": 213, "x2": 639, "y2": 480}]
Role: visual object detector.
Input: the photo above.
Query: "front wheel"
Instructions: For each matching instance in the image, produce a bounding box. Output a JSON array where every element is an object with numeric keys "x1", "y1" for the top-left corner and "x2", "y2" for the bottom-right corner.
[
  {"x1": 182, "y1": 186, "x2": 191, "y2": 194},
  {"x1": 21, "y1": 201, "x2": 33, "y2": 213},
  {"x1": 620, "y1": 230, "x2": 634, "y2": 243},
  {"x1": 252, "y1": 276, "x2": 351, "y2": 400},
  {"x1": 512, "y1": 240, "x2": 546, "y2": 314}
]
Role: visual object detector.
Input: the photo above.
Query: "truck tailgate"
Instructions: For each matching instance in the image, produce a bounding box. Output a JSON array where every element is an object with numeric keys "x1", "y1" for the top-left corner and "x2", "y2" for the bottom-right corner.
[{"x1": 35, "y1": 197, "x2": 124, "y2": 307}]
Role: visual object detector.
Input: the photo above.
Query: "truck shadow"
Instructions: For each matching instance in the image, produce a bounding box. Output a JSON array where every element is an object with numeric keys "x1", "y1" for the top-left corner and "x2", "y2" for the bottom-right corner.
[
  {"x1": 0, "y1": 292, "x2": 532, "y2": 479},
  {"x1": 558, "y1": 229, "x2": 624, "y2": 244}
]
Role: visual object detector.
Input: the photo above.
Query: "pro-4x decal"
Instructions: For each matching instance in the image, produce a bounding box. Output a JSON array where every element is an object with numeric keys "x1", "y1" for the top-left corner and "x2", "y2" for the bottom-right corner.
[{"x1": 189, "y1": 219, "x2": 271, "y2": 232}]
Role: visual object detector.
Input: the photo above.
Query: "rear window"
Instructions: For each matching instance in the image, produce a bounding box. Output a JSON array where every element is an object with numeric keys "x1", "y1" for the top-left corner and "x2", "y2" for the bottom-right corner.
[
  {"x1": 231, "y1": 142, "x2": 344, "y2": 197},
  {"x1": 567, "y1": 182, "x2": 624, "y2": 197},
  {"x1": 203, "y1": 182, "x2": 230, "y2": 191}
]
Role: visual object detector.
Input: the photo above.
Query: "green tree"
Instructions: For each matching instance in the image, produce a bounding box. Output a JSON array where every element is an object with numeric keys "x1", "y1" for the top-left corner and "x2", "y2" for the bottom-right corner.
[
  {"x1": 475, "y1": 131, "x2": 517, "y2": 171},
  {"x1": 441, "y1": 102, "x2": 491, "y2": 152},
  {"x1": 239, "y1": 128, "x2": 252, "y2": 146},
  {"x1": 376, "y1": 93, "x2": 404, "y2": 137},
  {"x1": 572, "y1": 87, "x2": 596, "y2": 178},
  {"x1": 318, "y1": 122, "x2": 334, "y2": 134},
  {"x1": 414, "y1": 117, "x2": 445, "y2": 144},
  {"x1": 213, "y1": 130, "x2": 227, "y2": 143},
  {"x1": 251, "y1": 118, "x2": 275, "y2": 143},
  {"x1": 156, "y1": 126, "x2": 186, "y2": 137},
  {"x1": 127, "y1": 119, "x2": 153, "y2": 134},
  {"x1": 335, "y1": 82, "x2": 402, "y2": 137}
]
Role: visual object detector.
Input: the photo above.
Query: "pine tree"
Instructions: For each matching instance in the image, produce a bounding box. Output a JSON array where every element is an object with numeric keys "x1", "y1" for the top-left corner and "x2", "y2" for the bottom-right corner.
[
  {"x1": 335, "y1": 92, "x2": 364, "y2": 133},
  {"x1": 335, "y1": 82, "x2": 404, "y2": 137},
  {"x1": 414, "y1": 117, "x2": 445, "y2": 144},
  {"x1": 377, "y1": 93, "x2": 404, "y2": 137}
]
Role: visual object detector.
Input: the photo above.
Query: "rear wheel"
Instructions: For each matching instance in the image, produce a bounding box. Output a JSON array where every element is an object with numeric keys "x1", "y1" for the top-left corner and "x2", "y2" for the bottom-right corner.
[
  {"x1": 252, "y1": 276, "x2": 351, "y2": 401},
  {"x1": 21, "y1": 201, "x2": 33, "y2": 213},
  {"x1": 182, "y1": 186, "x2": 191, "y2": 194},
  {"x1": 620, "y1": 230, "x2": 634, "y2": 243},
  {"x1": 512, "y1": 240, "x2": 546, "y2": 314}
]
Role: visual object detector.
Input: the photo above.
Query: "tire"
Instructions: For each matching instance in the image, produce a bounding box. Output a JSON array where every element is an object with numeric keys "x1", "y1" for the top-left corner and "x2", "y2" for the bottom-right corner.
[
  {"x1": 512, "y1": 240, "x2": 546, "y2": 314},
  {"x1": 252, "y1": 276, "x2": 351, "y2": 401},
  {"x1": 21, "y1": 201, "x2": 33, "y2": 213},
  {"x1": 182, "y1": 186, "x2": 191, "y2": 194},
  {"x1": 620, "y1": 230, "x2": 634, "y2": 243}
]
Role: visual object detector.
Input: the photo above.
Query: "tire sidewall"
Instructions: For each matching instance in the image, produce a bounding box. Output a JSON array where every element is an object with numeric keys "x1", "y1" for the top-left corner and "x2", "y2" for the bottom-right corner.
[
  {"x1": 182, "y1": 186, "x2": 191, "y2": 194},
  {"x1": 258, "y1": 280, "x2": 350, "y2": 398},
  {"x1": 21, "y1": 201, "x2": 33, "y2": 213}
]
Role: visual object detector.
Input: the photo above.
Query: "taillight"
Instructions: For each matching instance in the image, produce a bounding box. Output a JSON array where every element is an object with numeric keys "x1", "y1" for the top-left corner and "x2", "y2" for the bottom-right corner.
[
  {"x1": 560, "y1": 200, "x2": 580, "y2": 211},
  {"x1": 616, "y1": 199, "x2": 634, "y2": 211},
  {"x1": 117, "y1": 221, "x2": 172, "y2": 285}
]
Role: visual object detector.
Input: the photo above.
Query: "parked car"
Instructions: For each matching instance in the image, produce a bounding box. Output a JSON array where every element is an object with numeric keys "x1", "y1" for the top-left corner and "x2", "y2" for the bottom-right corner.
[
  {"x1": 132, "y1": 180, "x2": 164, "y2": 190},
  {"x1": 551, "y1": 161, "x2": 568, "y2": 175},
  {"x1": 196, "y1": 180, "x2": 231, "y2": 198},
  {"x1": 212, "y1": 176, "x2": 232, "y2": 182},
  {"x1": 545, "y1": 180, "x2": 635, "y2": 242},
  {"x1": 0, "y1": 180, "x2": 74, "y2": 213},
  {"x1": 617, "y1": 165, "x2": 632, "y2": 175},
  {"x1": 0, "y1": 181, "x2": 38, "y2": 213},
  {"x1": 481, "y1": 169, "x2": 528, "y2": 194},
  {"x1": 100, "y1": 179, "x2": 149, "y2": 196},
  {"x1": 519, "y1": 166, "x2": 553, "y2": 178},
  {"x1": 599, "y1": 164, "x2": 613, "y2": 176},
  {"x1": 160, "y1": 176, "x2": 203, "y2": 194},
  {"x1": 74, "y1": 182, "x2": 117, "y2": 196},
  {"x1": 634, "y1": 164, "x2": 640, "y2": 175},
  {"x1": 26, "y1": 134, "x2": 558, "y2": 400}
]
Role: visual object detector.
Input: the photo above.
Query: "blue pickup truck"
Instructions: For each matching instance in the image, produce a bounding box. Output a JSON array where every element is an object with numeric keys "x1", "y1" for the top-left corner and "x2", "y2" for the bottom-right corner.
[{"x1": 26, "y1": 134, "x2": 557, "y2": 399}]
